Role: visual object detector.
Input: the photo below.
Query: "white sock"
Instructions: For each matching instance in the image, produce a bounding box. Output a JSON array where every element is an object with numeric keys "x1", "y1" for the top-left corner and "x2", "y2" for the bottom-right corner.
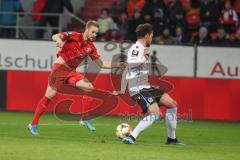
[
  {"x1": 166, "y1": 108, "x2": 177, "y2": 139},
  {"x1": 131, "y1": 113, "x2": 159, "y2": 139}
]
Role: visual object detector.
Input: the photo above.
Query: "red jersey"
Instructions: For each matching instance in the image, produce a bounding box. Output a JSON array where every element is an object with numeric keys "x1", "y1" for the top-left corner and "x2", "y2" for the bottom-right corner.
[{"x1": 57, "y1": 31, "x2": 100, "y2": 69}]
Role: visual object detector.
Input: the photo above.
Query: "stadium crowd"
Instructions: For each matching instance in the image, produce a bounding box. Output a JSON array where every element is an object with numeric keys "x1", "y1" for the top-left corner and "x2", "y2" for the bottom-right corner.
[
  {"x1": 98, "y1": 0, "x2": 240, "y2": 45},
  {"x1": 0, "y1": 0, "x2": 240, "y2": 46}
]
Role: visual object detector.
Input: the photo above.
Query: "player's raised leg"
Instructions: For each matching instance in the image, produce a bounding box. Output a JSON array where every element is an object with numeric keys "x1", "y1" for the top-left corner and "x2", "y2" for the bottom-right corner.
[
  {"x1": 123, "y1": 101, "x2": 161, "y2": 144},
  {"x1": 159, "y1": 93, "x2": 185, "y2": 145},
  {"x1": 28, "y1": 86, "x2": 57, "y2": 135}
]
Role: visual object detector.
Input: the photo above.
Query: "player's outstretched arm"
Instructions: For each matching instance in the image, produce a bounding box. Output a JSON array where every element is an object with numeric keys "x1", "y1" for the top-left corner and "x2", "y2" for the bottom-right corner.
[{"x1": 93, "y1": 58, "x2": 127, "y2": 69}]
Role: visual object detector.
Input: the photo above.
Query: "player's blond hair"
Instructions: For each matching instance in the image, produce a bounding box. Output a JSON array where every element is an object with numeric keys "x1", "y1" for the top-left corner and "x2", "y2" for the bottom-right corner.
[{"x1": 85, "y1": 21, "x2": 99, "y2": 29}]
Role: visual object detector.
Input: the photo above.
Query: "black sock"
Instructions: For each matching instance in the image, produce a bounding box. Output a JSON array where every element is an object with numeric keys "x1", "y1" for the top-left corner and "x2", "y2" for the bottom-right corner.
[
  {"x1": 168, "y1": 137, "x2": 176, "y2": 141},
  {"x1": 129, "y1": 135, "x2": 136, "y2": 141}
]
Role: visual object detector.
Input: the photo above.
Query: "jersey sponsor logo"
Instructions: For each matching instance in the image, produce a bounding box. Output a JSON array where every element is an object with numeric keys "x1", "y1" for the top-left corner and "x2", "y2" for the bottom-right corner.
[
  {"x1": 147, "y1": 97, "x2": 154, "y2": 103},
  {"x1": 66, "y1": 31, "x2": 73, "y2": 36},
  {"x1": 131, "y1": 50, "x2": 139, "y2": 56}
]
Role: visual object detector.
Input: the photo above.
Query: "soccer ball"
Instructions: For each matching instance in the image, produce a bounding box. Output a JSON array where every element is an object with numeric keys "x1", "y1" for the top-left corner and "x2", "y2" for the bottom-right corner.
[{"x1": 116, "y1": 123, "x2": 132, "y2": 139}]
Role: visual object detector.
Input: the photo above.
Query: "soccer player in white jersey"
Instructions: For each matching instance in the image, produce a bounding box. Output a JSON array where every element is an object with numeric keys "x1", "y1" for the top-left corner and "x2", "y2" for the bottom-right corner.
[{"x1": 111, "y1": 23, "x2": 185, "y2": 145}]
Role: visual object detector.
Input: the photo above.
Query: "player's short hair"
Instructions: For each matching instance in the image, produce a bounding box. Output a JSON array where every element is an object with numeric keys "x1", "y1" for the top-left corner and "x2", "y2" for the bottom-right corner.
[
  {"x1": 136, "y1": 23, "x2": 153, "y2": 39},
  {"x1": 86, "y1": 21, "x2": 99, "y2": 29}
]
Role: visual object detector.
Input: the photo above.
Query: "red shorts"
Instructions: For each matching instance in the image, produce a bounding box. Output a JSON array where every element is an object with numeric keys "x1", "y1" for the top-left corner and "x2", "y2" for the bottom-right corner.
[{"x1": 49, "y1": 63, "x2": 84, "y2": 89}]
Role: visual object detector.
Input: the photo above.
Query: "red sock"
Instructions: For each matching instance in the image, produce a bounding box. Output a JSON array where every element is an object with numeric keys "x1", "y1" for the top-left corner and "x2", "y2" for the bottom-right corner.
[
  {"x1": 82, "y1": 96, "x2": 93, "y2": 121},
  {"x1": 31, "y1": 96, "x2": 51, "y2": 125}
]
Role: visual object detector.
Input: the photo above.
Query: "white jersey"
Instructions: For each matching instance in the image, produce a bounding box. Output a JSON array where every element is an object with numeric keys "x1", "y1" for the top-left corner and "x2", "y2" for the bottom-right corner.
[{"x1": 126, "y1": 41, "x2": 151, "y2": 96}]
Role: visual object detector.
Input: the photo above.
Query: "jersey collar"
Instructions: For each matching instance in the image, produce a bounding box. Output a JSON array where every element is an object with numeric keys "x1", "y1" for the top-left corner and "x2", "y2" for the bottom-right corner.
[{"x1": 136, "y1": 41, "x2": 145, "y2": 49}]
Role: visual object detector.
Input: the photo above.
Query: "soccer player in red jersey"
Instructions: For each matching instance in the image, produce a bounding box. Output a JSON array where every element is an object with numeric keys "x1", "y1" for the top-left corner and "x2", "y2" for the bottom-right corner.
[{"x1": 28, "y1": 21, "x2": 124, "y2": 135}]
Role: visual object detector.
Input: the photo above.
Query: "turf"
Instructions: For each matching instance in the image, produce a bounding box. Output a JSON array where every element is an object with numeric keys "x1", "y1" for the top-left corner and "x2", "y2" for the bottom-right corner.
[{"x1": 0, "y1": 111, "x2": 240, "y2": 160}]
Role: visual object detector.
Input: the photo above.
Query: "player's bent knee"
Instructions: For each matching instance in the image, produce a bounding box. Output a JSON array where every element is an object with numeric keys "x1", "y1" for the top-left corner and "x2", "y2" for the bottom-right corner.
[
  {"x1": 81, "y1": 83, "x2": 94, "y2": 92},
  {"x1": 85, "y1": 83, "x2": 94, "y2": 92},
  {"x1": 174, "y1": 100, "x2": 178, "y2": 107},
  {"x1": 148, "y1": 103, "x2": 160, "y2": 117},
  {"x1": 168, "y1": 100, "x2": 178, "y2": 108},
  {"x1": 46, "y1": 91, "x2": 56, "y2": 99},
  {"x1": 45, "y1": 87, "x2": 57, "y2": 99},
  {"x1": 76, "y1": 81, "x2": 94, "y2": 92}
]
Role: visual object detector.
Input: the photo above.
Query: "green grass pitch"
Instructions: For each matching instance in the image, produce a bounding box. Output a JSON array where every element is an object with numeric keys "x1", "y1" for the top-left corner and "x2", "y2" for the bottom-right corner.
[{"x1": 0, "y1": 111, "x2": 240, "y2": 160}]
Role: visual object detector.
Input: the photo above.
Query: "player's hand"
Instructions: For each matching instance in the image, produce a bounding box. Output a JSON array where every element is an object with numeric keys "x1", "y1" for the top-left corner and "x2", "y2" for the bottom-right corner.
[
  {"x1": 108, "y1": 91, "x2": 124, "y2": 96},
  {"x1": 144, "y1": 48, "x2": 150, "y2": 59},
  {"x1": 56, "y1": 39, "x2": 64, "y2": 48}
]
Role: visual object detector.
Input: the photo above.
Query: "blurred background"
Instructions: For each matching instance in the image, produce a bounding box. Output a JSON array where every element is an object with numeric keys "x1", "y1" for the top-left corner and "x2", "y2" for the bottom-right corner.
[{"x1": 0, "y1": 0, "x2": 239, "y2": 46}]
